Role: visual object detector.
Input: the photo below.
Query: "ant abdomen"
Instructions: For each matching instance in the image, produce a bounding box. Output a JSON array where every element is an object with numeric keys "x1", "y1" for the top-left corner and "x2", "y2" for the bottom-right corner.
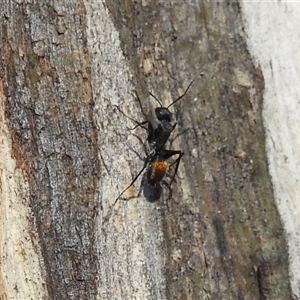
[{"x1": 147, "y1": 159, "x2": 168, "y2": 186}]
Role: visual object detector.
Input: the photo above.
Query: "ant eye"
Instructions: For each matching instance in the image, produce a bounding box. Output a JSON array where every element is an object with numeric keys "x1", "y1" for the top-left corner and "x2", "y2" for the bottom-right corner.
[{"x1": 155, "y1": 108, "x2": 172, "y2": 122}]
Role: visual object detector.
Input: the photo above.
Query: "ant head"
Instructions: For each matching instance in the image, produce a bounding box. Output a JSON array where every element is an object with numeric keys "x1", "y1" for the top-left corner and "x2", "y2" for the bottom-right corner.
[
  {"x1": 150, "y1": 78, "x2": 194, "y2": 122},
  {"x1": 155, "y1": 107, "x2": 172, "y2": 122}
]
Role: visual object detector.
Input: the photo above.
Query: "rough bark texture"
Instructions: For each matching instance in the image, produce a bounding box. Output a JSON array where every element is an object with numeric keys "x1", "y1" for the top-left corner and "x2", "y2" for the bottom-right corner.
[
  {"x1": 242, "y1": 3, "x2": 300, "y2": 298},
  {"x1": 0, "y1": 0, "x2": 293, "y2": 300},
  {"x1": 1, "y1": 1, "x2": 99, "y2": 299}
]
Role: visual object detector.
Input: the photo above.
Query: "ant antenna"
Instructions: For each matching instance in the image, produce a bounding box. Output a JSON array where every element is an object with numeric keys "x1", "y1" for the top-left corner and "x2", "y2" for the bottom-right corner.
[
  {"x1": 167, "y1": 79, "x2": 194, "y2": 109},
  {"x1": 149, "y1": 79, "x2": 194, "y2": 109},
  {"x1": 149, "y1": 92, "x2": 163, "y2": 107}
]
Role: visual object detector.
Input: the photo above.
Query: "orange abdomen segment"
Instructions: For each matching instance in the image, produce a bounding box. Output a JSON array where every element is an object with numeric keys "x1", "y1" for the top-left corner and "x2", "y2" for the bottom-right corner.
[{"x1": 147, "y1": 160, "x2": 168, "y2": 185}]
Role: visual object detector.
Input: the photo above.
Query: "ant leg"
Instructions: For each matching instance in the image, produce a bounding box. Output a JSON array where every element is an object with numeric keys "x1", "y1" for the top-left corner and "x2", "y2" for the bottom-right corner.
[
  {"x1": 115, "y1": 90, "x2": 152, "y2": 131},
  {"x1": 161, "y1": 149, "x2": 183, "y2": 161},
  {"x1": 161, "y1": 150, "x2": 184, "y2": 186},
  {"x1": 129, "y1": 133, "x2": 149, "y2": 161},
  {"x1": 113, "y1": 156, "x2": 150, "y2": 206},
  {"x1": 131, "y1": 90, "x2": 150, "y2": 129},
  {"x1": 158, "y1": 151, "x2": 183, "y2": 203},
  {"x1": 172, "y1": 128, "x2": 191, "y2": 140},
  {"x1": 169, "y1": 151, "x2": 184, "y2": 186},
  {"x1": 147, "y1": 121, "x2": 155, "y2": 144},
  {"x1": 161, "y1": 179, "x2": 173, "y2": 205},
  {"x1": 168, "y1": 128, "x2": 191, "y2": 149},
  {"x1": 131, "y1": 120, "x2": 148, "y2": 131},
  {"x1": 113, "y1": 105, "x2": 148, "y2": 130}
]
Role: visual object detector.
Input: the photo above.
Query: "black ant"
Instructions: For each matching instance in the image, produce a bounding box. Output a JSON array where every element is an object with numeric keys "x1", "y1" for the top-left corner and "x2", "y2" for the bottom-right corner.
[{"x1": 114, "y1": 79, "x2": 194, "y2": 205}]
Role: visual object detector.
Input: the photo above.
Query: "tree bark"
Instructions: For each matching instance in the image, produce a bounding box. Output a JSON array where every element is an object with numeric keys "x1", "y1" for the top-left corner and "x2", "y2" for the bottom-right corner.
[
  {"x1": 243, "y1": 3, "x2": 300, "y2": 298},
  {"x1": 0, "y1": 0, "x2": 294, "y2": 299}
]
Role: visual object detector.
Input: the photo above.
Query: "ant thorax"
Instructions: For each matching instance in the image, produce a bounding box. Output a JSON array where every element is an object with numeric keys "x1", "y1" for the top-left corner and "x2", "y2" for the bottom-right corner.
[{"x1": 150, "y1": 120, "x2": 176, "y2": 150}]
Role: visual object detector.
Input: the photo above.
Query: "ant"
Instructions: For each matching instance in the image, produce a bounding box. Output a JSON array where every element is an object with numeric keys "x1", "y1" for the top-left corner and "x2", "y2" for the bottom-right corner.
[{"x1": 113, "y1": 79, "x2": 194, "y2": 206}]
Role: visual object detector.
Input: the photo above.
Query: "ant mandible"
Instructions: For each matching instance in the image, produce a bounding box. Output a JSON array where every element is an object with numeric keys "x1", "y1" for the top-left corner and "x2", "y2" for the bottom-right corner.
[{"x1": 113, "y1": 79, "x2": 194, "y2": 206}]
